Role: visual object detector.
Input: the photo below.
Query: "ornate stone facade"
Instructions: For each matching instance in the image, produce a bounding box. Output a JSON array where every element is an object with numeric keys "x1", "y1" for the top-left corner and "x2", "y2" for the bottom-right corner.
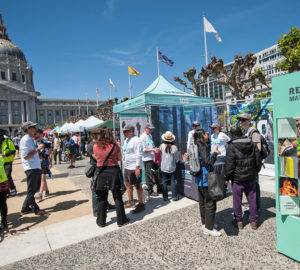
[{"x1": 0, "y1": 11, "x2": 98, "y2": 135}]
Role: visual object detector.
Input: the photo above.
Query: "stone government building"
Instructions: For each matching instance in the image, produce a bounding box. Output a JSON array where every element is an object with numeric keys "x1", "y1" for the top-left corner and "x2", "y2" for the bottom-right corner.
[{"x1": 0, "y1": 11, "x2": 97, "y2": 135}]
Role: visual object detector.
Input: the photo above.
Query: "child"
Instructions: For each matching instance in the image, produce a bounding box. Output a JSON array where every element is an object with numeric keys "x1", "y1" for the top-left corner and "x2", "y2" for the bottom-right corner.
[
  {"x1": 160, "y1": 131, "x2": 178, "y2": 201},
  {"x1": 0, "y1": 155, "x2": 9, "y2": 230}
]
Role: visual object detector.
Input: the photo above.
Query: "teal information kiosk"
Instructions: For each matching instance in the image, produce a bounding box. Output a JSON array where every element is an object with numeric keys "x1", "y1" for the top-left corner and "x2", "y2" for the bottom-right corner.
[{"x1": 272, "y1": 71, "x2": 300, "y2": 262}]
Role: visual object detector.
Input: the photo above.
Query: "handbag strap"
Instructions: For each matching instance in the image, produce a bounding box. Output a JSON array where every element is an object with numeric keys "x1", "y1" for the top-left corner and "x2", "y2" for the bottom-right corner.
[{"x1": 102, "y1": 143, "x2": 116, "y2": 167}]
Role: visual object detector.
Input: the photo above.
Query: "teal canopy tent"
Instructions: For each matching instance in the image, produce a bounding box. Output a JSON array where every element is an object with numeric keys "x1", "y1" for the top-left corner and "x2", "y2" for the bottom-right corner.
[
  {"x1": 113, "y1": 75, "x2": 214, "y2": 114},
  {"x1": 113, "y1": 75, "x2": 217, "y2": 153}
]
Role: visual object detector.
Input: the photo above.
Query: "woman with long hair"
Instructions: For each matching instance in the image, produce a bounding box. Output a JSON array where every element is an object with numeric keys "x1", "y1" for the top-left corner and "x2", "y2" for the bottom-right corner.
[
  {"x1": 92, "y1": 127, "x2": 129, "y2": 227},
  {"x1": 160, "y1": 131, "x2": 178, "y2": 201},
  {"x1": 193, "y1": 129, "x2": 221, "y2": 237}
]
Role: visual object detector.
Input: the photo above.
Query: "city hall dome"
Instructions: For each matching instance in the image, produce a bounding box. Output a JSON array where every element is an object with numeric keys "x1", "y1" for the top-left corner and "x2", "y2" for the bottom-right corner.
[{"x1": 0, "y1": 39, "x2": 26, "y2": 61}]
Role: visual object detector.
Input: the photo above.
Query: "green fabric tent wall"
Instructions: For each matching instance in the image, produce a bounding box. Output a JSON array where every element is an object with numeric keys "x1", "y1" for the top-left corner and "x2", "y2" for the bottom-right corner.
[
  {"x1": 113, "y1": 75, "x2": 214, "y2": 114},
  {"x1": 86, "y1": 119, "x2": 120, "y2": 131}
]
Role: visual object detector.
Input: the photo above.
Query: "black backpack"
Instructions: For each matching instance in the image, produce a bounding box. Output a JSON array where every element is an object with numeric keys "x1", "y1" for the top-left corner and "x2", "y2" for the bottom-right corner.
[{"x1": 248, "y1": 129, "x2": 270, "y2": 160}]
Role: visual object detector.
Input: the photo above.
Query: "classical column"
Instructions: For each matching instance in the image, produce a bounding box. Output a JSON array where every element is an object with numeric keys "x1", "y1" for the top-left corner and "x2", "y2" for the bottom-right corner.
[
  {"x1": 26, "y1": 101, "x2": 30, "y2": 121},
  {"x1": 8, "y1": 100, "x2": 12, "y2": 124},
  {"x1": 20, "y1": 100, "x2": 25, "y2": 122}
]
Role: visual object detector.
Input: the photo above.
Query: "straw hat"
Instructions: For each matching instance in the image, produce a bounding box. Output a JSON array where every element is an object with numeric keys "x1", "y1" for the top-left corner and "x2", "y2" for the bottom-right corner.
[{"x1": 161, "y1": 131, "x2": 175, "y2": 142}]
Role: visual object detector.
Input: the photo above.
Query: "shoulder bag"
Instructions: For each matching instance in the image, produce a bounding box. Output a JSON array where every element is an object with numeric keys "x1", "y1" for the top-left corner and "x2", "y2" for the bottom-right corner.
[
  {"x1": 206, "y1": 172, "x2": 225, "y2": 201},
  {"x1": 90, "y1": 144, "x2": 116, "y2": 192}
]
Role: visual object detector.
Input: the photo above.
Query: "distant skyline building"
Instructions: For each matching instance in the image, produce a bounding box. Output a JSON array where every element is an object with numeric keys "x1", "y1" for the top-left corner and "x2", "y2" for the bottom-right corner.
[
  {"x1": 198, "y1": 44, "x2": 287, "y2": 101},
  {"x1": 0, "y1": 11, "x2": 98, "y2": 135}
]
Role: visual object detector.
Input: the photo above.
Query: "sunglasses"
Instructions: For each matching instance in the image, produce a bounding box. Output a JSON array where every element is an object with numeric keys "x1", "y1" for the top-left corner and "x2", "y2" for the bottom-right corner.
[{"x1": 239, "y1": 119, "x2": 248, "y2": 122}]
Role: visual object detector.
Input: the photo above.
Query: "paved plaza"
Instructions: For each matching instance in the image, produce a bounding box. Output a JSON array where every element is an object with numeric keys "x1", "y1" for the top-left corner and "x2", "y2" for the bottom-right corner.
[{"x1": 0, "y1": 158, "x2": 299, "y2": 269}]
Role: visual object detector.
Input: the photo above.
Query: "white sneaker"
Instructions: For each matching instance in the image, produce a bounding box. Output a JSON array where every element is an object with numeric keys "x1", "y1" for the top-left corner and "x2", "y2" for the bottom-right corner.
[
  {"x1": 202, "y1": 224, "x2": 218, "y2": 230},
  {"x1": 203, "y1": 228, "x2": 222, "y2": 237}
]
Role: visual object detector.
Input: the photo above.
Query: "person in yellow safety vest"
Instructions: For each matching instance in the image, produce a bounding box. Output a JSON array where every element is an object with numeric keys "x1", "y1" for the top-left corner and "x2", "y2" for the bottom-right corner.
[
  {"x1": 0, "y1": 129, "x2": 16, "y2": 197},
  {"x1": 0, "y1": 155, "x2": 9, "y2": 230}
]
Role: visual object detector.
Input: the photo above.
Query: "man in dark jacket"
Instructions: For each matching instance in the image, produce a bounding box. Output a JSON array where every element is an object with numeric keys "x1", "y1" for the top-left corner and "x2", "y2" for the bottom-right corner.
[{"x1": 225, "y1": 126, "x2": 261, "y2": 230}]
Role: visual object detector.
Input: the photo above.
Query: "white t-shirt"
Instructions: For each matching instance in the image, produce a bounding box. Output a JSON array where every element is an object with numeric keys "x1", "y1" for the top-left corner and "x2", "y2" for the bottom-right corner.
[
  {"x1": 211, "y1": 132, "x2": 230, "y2": 157},
  {"x1": 140, "y1": 132, "x2": 155, "y2": 162},
  {"x1": 72, "y1": 135, "x2": 78, "y2": 144},
  {"x1": 20, "y1": 134, "x2": 41, "y2": 171},
  {"x1": 122, "y1": 136, "x2": 143, "y2": 170},
  {"x1": 187, "y1": 130, "x2": 195, "y2": 150}
]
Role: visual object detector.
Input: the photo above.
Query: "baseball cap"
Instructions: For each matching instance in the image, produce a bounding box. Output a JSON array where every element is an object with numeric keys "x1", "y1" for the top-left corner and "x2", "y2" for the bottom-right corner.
[
  {"x1": 123, "y1": 124, "x2": 135, "y2": 132},
  {"x1": 193, "y1": 121, "x2": 200, "y2": 126},
  {"x1": 237, "y1": 113, "x2": 252, "y2": 121},
  {"x1": 21, "y1": 121, "x2": 38, "y2": 132},
  {"x1": 145, "y1": 123, "x2": 154, "y2": 129}
]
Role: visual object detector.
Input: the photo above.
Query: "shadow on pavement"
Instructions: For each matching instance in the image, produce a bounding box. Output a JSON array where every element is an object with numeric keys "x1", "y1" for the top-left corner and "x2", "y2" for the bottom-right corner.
[
  {"x1": 7, "y1": 212, "x2": 49, "y2": 235},
  {"x1": 44, "y1": 199, "x2": 89, "y2": 213},
  {"x1": 40, "y1": 189, "x2": 82, "y2": 202},
  {"x1": 216, "y1": 196, "x2": 275, "y2": 236},
  {"x1": 53, "y1": 173, "x2": 69, "y2": 178},
  {"x1": 106, "y1": 196, "x2": 172, "y2": 227}
]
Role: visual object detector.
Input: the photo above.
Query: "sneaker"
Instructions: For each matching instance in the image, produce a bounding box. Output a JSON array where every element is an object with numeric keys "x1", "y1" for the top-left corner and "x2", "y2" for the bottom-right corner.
[
  {"x1": 250, "y1": 222, "x2": 257, "y2": 230},
  {"x1": 202, "y1": 224, "x2": 218, "y2": 230},
  {"x1": 118, "y1": 218, "x2": 130, "y2": 227},
  {"x1": 163, "y1": 197, "x2": 169, "y2": 202},
  {"x1": 21, "y1": 208, "x2": 32, "y2": 215},
  {"x1": 203, "y1": 228, "x2": 222, "y2": 237},
  {"x1": 243, "y1": 203, "x2": 250, "y2": 213},
  {"x1": 10, "y1": 189, "x2": 17, "y2": 196},
  {"x1": 34, "y1": 192, "x2": 43, "y2": 200},
  {"x1": 54, "y1": 162, "x2": 57, "y2": 165},
  {"x1": 124, "y1": 201, "x2": 135, "y2": 208},
  {"x1": 237, "y1": 221, "x2": 243, "y2": 230},
  {"x1": 132, "y1": 203, "x2": 145, "y2": 214},
  {"x1": 35, "y1": 210, "x2": 50, "y2": 216},
  {"x1": 172, "y1": 197, "x2": 178, "y2": 202}
]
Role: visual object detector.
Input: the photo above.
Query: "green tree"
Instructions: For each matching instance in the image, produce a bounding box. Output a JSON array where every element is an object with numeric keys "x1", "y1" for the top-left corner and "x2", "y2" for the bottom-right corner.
[{"x1": 276, "y1": 27, "x2": 300, "y2": 73}]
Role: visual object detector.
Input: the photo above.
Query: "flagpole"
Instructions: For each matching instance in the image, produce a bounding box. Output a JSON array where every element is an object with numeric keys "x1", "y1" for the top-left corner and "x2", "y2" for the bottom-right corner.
[
  {"x1": 203, "y1": 13, "x2": 210, "y2": 98},
  {"x1": 110, "y1": 85, "x2": 112, "y2": 99},
  {"x1": 156, "y1": 46, "x2": 160, "y2": 77},
  {"x1": 128, "y1": 73, "x2": 132, "y2": 99}
]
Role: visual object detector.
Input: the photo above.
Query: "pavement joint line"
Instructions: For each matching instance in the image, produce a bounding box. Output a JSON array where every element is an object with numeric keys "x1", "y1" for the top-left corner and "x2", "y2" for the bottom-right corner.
[{"x1": 43, "y1": 226, "x2": 53, "y2": 251}]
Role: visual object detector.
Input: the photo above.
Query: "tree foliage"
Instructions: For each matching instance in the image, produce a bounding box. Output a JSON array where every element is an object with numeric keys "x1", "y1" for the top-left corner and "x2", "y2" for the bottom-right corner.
[{"x1": 276, "y1": 27, "x2": 300, "y2": 73}]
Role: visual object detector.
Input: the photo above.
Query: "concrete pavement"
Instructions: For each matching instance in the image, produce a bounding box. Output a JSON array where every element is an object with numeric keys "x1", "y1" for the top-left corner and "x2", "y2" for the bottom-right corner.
[{"x1": 1, "y1": 158, "x2": 293, "y2": 269}]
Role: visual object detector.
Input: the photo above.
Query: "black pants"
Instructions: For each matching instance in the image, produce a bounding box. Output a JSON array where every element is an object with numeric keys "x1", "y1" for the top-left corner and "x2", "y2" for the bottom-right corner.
[
  {"x1": 53, "y1": 149, "x2": 62, "y2": 163},
  {"x1": 144, "y1": 160, "x2": 162, "y2": 193},
  {"x1": 22, "y1": 169, "x2": 41, "y2": 214},
  {"x1": 96, "y1": 189, "x2": 127, "y2": 227},
  {"x1": 198, "y1": 187, "x2": 216, "y2": 230},
  {"x1": 0, "y1": 191, "x2": 8, "y2": 224},
  {"x1": 4, "y1": 162, "x2": 15, "y2": 190}
]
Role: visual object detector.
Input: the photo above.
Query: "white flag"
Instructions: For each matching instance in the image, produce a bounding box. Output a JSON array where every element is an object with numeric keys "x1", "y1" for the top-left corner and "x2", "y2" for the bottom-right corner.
[
  {"x1": 204, "y1": 17, "x2": 222, "y2": 42},
  {"x1": 109, "y1": 78, "x2": 116, "y2": 89}
]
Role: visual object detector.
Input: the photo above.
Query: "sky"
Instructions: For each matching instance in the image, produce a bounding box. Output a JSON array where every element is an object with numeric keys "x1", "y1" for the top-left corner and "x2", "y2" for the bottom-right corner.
[{"x1": 1, "y1": 0, "x2": 299, "y2": 101}]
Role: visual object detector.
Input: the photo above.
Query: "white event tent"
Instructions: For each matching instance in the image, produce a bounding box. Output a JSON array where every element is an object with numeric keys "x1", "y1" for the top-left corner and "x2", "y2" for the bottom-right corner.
[
  {"x1": 82, "y1": 116, "x2": 103, "y2": 129},
  {"x1": 67, "y1": 119, "x2": 85, "y2": 133}
]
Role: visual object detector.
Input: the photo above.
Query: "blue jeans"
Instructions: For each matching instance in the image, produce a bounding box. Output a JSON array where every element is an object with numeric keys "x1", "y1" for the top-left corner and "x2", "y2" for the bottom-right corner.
[{"x1": 161, "y1": 172, "x2": 177, "y2": 199}]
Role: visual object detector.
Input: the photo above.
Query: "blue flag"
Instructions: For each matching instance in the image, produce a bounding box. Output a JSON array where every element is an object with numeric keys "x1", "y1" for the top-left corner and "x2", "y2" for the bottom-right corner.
[{"x1": 158, "y1": 51, "x2": 174, "y2": 66}]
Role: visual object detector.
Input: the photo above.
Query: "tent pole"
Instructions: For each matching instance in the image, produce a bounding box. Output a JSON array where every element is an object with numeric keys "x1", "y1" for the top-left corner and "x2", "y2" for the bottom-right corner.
[
  {"x1": 128, "y1": 73, "x2": 132, "y2": 99},
  {"x1": 113, "y1": 114, "x2": 115, "y2": 137}
]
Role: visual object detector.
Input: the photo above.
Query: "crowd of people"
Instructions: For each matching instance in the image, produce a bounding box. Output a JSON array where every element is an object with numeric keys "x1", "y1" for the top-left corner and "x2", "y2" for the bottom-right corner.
[{"x1": 0, "y1": 113, "x2": 264, "y2": 237}]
